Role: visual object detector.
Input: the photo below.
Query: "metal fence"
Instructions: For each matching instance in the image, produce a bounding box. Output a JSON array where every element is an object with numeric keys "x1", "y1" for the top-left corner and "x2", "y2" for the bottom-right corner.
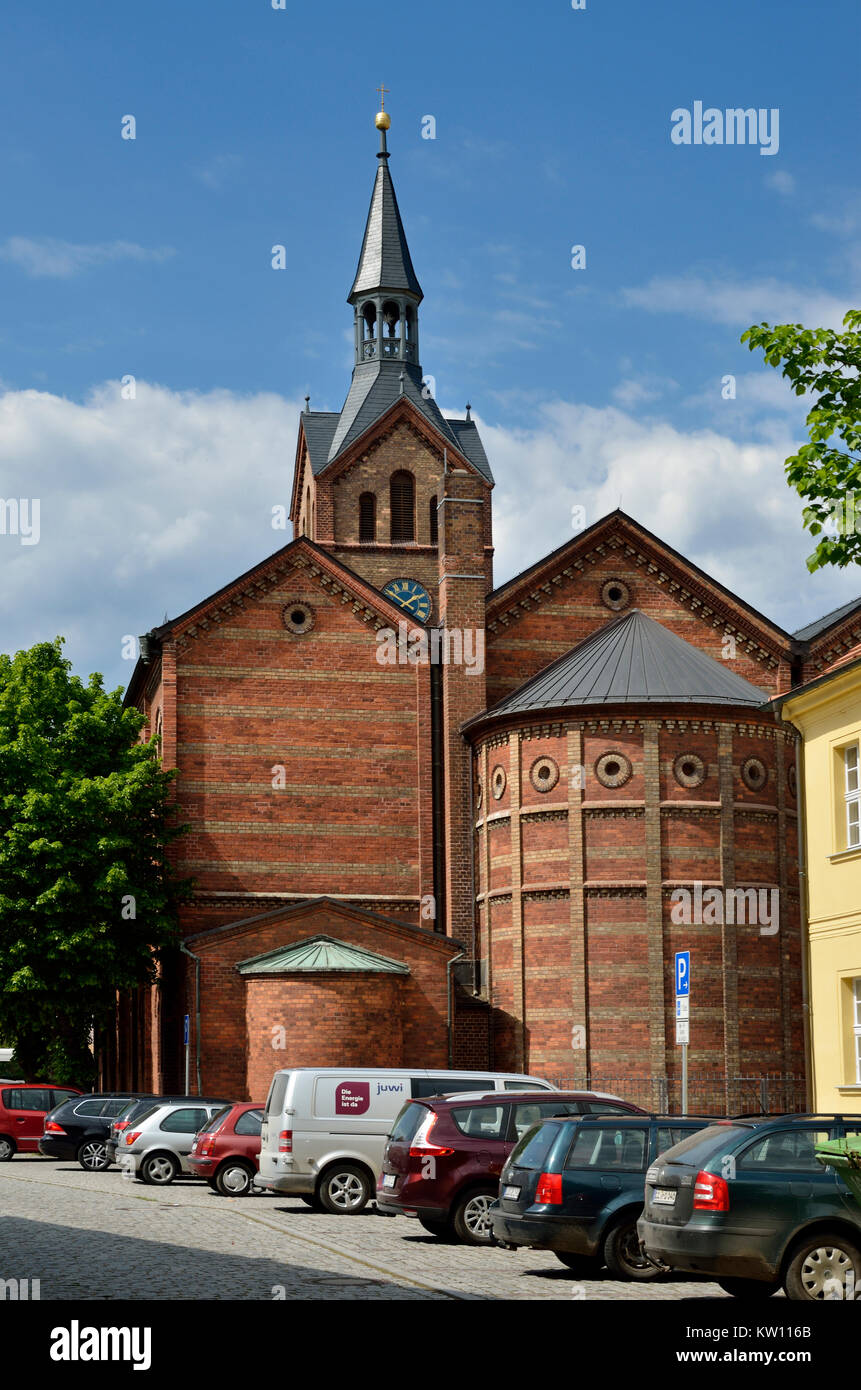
[{"x1": 545, "y1": 1073, "x2": 808, "y2": 1116}]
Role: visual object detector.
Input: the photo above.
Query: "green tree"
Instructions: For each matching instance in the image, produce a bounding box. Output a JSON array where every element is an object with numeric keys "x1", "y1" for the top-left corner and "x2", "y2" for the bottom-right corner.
[
  {"x1": 742, "y1": 309, "x2": 861, "y2": 571},
  {"x1": 0, "y1": 639, "x2": 186, "y2": 1084}
]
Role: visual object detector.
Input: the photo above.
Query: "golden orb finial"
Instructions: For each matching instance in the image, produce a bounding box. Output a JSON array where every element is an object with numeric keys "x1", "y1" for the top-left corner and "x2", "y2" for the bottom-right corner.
[{"x1": 375, "y1": 83, "x2": 391, "y2": 130}]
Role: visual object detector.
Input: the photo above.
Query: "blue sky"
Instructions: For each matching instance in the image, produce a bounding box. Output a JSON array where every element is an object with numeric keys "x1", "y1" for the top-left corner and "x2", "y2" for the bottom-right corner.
[{"x1": 1, "y1": 0, "x2": 860, "y2": 689}]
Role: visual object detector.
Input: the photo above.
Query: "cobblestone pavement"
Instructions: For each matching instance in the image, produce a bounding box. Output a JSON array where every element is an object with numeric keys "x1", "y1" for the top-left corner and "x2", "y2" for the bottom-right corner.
[{"x1": 0, "y1": 1156, "x2": 741, "y2": 1301}]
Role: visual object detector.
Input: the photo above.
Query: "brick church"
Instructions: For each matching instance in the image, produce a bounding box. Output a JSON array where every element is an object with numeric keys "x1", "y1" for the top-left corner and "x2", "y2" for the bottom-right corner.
[{"x1": 110, "y1": 108, "x2": 857, "y2": 1106}]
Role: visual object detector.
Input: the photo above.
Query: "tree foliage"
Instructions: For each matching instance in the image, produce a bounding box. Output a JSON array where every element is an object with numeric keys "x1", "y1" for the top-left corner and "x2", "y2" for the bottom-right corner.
[
  {"x1": 742, "y1": 309, "x2": 861, "y2": 571},
  {"x1": 0, "y1": 639, "x2": 186, "y2": 1083}
]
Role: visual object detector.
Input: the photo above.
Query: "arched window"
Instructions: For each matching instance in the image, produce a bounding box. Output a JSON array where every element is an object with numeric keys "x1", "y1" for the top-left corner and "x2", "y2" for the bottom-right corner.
[
  {"x1": 359, "y1": 492, "x2": 376, "y2": 543},
  {"x1": 429, "y1": 495, "x2": 438, "y2": 546},
  {"x1": 304, "y1": 487, "x2": 311, "y2": 537},
  {"x1": 390, "y1": 470, "x2": 415, "y2": 543}
]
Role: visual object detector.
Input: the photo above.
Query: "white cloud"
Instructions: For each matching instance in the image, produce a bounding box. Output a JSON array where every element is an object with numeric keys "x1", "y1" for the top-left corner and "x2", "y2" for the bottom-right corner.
[
  {"x1": 1, "y1": 381, "x2": 858, "y2": 695},
  {"x1": 766, "y1": 170, "x2": 796, "y2": 197},
  {"x1": 192, "y1": 153, "x2": 242, "y2": 191},
  {"x1": 622, "y1": 274, "x2": 851, "y2": 330},
  {"x1": 0, "y1": 237, "x2": 175, "y2": 278}
]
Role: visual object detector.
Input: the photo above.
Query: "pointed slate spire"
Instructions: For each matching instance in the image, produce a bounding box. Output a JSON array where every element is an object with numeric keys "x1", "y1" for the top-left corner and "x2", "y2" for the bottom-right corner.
[{"x1": 349, "y1": 109, "x2": 422, "y2": 302}]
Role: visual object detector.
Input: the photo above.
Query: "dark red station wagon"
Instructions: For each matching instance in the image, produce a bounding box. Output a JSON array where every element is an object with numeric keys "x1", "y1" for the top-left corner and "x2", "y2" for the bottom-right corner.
[
  {"x1": 0, "y1": 1083, "x2": 82, "y2": 1160},
  {"x1": 377, "y1": 1089, "x2": 645, "y2": 1244},
  {"x1": 188, "y1": 1101, "x2": 264, "y2": 1196}
]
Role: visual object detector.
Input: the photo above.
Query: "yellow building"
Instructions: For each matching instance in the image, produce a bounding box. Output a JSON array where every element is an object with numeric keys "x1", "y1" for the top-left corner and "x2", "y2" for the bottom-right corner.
[{"x1": 776, "y1": 647, "x2": 861, "y2": 1111}]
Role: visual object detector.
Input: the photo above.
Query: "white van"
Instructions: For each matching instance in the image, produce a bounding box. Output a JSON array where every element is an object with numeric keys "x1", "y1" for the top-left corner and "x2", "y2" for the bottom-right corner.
[{"x1": 257, "y1": 1067, "x2": 555, "y2": 1213}]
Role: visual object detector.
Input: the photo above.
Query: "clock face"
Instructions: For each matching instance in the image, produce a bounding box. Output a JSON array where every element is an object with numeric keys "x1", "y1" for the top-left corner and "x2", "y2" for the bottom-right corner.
[{"x1": 382, "y1": 577, "x2": 432, "y2": 623}]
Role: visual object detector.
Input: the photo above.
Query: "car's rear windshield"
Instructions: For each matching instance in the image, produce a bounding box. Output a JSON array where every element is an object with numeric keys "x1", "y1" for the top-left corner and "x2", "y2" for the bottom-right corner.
[
  {"x1": 265, "y1": 1072, "x2": 290, "y2": 1118},
  {"x1": 658, "y1": 1123, "x2": 751, "y2": 1166},
  {"x1": 199, "y1": 1105, "x2": 231, "y2": 1135},
  {"x1": 128, "y1": 1104, "x2": 159, "y2": 1128},
  {"x1": 388, "y1": 1102, "x2": 429, "y2": 1145},
  {"x1": 508, "y1": 1120, "x2": 565, "y2": 1170},
  {"x1": 113, "y1": 1100, "x2": 139, "y2": 1124}
]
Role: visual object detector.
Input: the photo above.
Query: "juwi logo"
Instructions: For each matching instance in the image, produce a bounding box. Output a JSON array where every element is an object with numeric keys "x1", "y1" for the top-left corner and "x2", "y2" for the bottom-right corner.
[{"x1": 670, "y1": 102, "x2": 779, "y2": 156}]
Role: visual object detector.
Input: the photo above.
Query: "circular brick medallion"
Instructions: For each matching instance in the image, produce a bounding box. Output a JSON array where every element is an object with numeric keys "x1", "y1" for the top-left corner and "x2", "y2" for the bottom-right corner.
[
  {"x1": 282, "y1": 601, "x2": 315, "y2": 635},
  {"x1": 601, "y1": 578, "x2": 630, "y2": 612},
  {"x1": 788, "y1": 764, "x2": 797, "y2": 799},
  {"x1": 491, "y1": 765, "x2": 507, "y2": 800},
  {"x1": 476, "y1": 778, "x2": 483, "y2": 811},
  {"x1": 595, "y1": 751, "x2": 632, "y2": 789},
  {"x1": 530, "y1": 756, "x2": 560, "y2": 794},
  {"x1": 741, "y1": 755, "x2": 768, "y2": 793},
  {"x1": 674, "y1": 752, "x2": 706, "y2": 789}
]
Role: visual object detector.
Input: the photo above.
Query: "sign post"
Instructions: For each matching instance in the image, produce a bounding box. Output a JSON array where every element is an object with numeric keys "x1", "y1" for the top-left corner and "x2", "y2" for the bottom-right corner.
[
  {"x1": 183, "y1": 1013, "x2": 190, "y2": 1094},
  {"x1": 675, "y1": 952, "x2": 690, "y2": 1114}
]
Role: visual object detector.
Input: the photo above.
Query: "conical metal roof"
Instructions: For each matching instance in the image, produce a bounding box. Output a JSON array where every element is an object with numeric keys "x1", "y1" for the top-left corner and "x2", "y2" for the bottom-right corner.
[
  {"x1": 485, "y1": 609, "x2": 769, "y2": 717},
  {"x1": 236, "y1": 935, "x2": 410, "y2": 976},
  {"x1": 349, "y1": 156, "x2": 422, "y2": 301}
]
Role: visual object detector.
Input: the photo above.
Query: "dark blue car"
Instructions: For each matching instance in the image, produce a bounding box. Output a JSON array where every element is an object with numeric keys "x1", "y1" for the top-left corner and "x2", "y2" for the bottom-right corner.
[{"x1": 491, "y1": 1111, "x2": 713, "y2": 1280}]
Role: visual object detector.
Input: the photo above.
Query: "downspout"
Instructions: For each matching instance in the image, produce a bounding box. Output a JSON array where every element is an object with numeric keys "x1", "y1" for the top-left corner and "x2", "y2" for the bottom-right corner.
[
  {"x1": 179, "y1": 942, "x2": 202, "y2": 1096},
  {"x1": 794, "y1": 733, "x2": 815, "y2": 1110},
  {"x1": 447, "y1": 951, "x2": 465, "y2": 1068},
  {"x1": 467, "y1": 741, "x2": 478, "y2": 992}
]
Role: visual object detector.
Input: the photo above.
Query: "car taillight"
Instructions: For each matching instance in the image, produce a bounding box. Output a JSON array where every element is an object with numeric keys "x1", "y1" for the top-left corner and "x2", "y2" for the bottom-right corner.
[
  {"x1": 693, "y1": 1170, "x2": 729, "y2": 1211},
  {"x1": 115, "y1": 1121, "x2": 129, "y2": 1131},
  {"x1": 535, "y1": 1172, "x2": 562, "y2": 1205},
  {"x1": 44, "y1": 1120, "x2": 64, "y2": 1133},
  {"x1": 125, "y1": 1132, "x2": 141, "y2": 1145},
  {"x1": 278, "y1": 1129, "x2": 292, "y2": 1153},
  {"x1": 197, "y1": 1135, "x2": 215, "y2": 1157},
  {"x1": 408, "y1": 1114, "x2": 455, "y2": 1158}
]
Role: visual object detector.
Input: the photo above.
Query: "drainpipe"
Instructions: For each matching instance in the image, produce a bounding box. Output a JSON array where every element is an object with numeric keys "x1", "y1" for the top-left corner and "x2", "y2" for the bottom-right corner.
[
  {"x1": 794, "y1": 733, "x2": 815, "y2": 1110},
  {"x1": 447, "y1": 951, "x2": 465, "y2": 1068},
  {"x1": 179, "y1": 942, "x2": 202, "y2": 1096}
]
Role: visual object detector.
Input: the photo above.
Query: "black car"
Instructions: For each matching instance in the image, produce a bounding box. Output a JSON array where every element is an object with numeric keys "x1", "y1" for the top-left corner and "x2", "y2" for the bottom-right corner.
[
  {"x1": 638, "y1": 1112, "x2": 861, "y2": 1300},
  {"x1": 491, "y1": 1112, "x2": 714, "y2": 1279},
  {"x1": 105, "y1": 1095, "x2": 221, "y2": 1164},
  {"x1": 39, "y1": 1092, "x2": 153, "y2": 1171}
]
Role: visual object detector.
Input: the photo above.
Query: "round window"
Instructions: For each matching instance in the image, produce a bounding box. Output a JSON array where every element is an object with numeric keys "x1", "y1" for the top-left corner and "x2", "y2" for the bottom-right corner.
[
  {"x1": 595, "y1": 751, "x2": 633, "y2": 789},
  {"x1": 282, "y1": 602, "x2": 315, "y2": 635},
  {"x1": 530, "y1": 756, "x2": 560, "y2": 794},
  {"x1": 741, "y1": 756, "x2": 768, "y2": 793},
  {"x1": 491, "y1": 766, "x2": 507, "y2": 801},
  {"x1": 673, "y1": 752, "x2": 706, "y2": 789},
  {"x1": 601, "y1": 578, "x2": 630, "y2": 612}
]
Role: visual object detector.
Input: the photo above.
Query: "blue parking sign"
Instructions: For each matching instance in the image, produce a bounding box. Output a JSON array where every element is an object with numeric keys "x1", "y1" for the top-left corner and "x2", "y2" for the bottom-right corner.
[
  {"x1": 675, "y1": 951, "x2": 690, "y2": 997},
  {"x1": 183, "y1": 1013, "x2": 189, "y2": 1046}
]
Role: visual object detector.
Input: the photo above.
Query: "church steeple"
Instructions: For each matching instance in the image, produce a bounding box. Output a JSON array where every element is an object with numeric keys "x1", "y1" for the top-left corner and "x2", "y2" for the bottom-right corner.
[{"x1": 348, "y1": 98, "x2": 422, "y2": 370}]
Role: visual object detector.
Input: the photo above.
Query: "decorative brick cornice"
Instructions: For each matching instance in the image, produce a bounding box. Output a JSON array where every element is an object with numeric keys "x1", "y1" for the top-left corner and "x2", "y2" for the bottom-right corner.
[
  {"x1": 584, "y1": 883, "x2": 648, "y2": 898},
  {"x1": 584, "y1": 804, "x2": 645, "y2": 819}
]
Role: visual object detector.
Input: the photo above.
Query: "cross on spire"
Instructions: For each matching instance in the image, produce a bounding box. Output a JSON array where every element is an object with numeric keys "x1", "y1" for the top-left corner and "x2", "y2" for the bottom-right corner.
[{"x1": 376, "y1": 82, "x2": 389, "y2": 110}]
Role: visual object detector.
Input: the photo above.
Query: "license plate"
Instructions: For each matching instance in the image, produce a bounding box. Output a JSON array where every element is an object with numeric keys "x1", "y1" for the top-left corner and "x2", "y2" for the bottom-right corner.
[
  {"x1": 503, "y1": 1184, "x2": 521, "y2": 1200},
  {"x1": 382, "y1": 1173, "x2": 397, "y2": 1189},
  {"x1": 652, "y1": 1188, "x2": 676, "y2": 1206}
]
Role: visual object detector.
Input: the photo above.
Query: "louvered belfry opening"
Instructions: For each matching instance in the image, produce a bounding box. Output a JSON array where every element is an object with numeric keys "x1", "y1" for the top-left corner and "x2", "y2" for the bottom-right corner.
[
  {"x1": 359, "y1": 491, "x2": 376, "y2": 543},
  {"x1": 390, "y1": 470, "x2": 415, "y2": 542}
]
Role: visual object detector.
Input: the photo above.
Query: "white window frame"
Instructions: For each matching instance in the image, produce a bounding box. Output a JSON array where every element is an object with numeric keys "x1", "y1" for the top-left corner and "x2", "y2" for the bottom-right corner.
[
  {"x1": 844, "y1": 745, "x2": 861, "y2": 848},
  {"x1": 854, "y1": 978, "x2": 861, "y2": 1085}
]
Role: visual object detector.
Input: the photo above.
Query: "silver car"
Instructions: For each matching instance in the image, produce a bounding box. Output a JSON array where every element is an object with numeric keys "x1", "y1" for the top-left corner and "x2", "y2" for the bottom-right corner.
[{"x1": 118, "y1": 1098, "x2": 233, "y2": 1186}]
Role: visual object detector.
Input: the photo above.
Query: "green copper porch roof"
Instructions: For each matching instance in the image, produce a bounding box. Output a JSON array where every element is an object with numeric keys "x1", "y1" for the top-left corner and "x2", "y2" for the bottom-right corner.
[{"x1": 236, "y1": 935, "x2": 411, "y2": 976}]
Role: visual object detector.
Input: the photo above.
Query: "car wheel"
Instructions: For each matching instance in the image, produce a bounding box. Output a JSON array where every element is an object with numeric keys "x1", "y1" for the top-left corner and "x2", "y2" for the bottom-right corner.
[
  {"x1": 785, "y1": 1231, "x2": 861, "y2": 1301},
  {"x1": 554, "y1": 1251, "x2": 600, "y2": 1276},
  {"x1": 214, "y1": 1159, "x2": 255, "y2": 1197},
  {"x1": 317, "y1": 1164, "x2": 373, "y2": 1214},
  {"x1": 717, "y1": 1277, "x2": 780, "y2": 1299},
  {"x1": 0, "y1": 1136, "x2": 15, "y2": 1162},
  {"x1": 451, "y1": 1187, "x2": 498, "y2": 1246},
  {"x1": 139, "y1": 1152, "x2": 179, "y2": 1186},
  {"x1": 77, "y1": 1140, "x2": 110, "y2": 1173},
  {"x1": 603, "y1": 1216, "x2": 662, "y2": 1281}
]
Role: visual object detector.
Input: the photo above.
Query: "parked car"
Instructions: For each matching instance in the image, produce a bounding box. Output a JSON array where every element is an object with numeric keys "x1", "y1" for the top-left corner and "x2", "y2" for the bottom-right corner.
[
  {"x1": 257, "y1": 1067, "x2": 558, "y2": 1214},
  {"x1": 118, "y1": 1098, "x2": 234, "y2": 1185},
  {"x1": 188, "y1": 1102, "x2": 264, "y2": 1195},
  {"x1": 638, "y1": 1113, "x2": 861, "y2": 1300},
  {"x1": 106, "y1": 1095, "x2": 218, "y2": 1164},
  {"x1": 39, "y1": 1092, "x2": 150, "y2": 1171},
  {"x1": 377, "y1": 1091, "x2": 647, "y2": 1245},
  {"x1": 0, "y1": 1083, "x2": 82, "y2": 1160},
  {"x1": 491, "y1": 1111, "x2": 714, "y2": 1276}
]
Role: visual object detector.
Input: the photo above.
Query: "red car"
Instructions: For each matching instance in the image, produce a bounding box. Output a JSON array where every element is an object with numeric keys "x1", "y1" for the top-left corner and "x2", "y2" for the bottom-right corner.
[
  {"x1": 377, "y1": 1089, "x2": 646, "y2": 1244},
  {"x1": 188, "y1": 1101, "x2": 264, "y2": 1195},
  {"x1": 0, "y1": 1083, "x2": 82, "y2": 1160}
]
